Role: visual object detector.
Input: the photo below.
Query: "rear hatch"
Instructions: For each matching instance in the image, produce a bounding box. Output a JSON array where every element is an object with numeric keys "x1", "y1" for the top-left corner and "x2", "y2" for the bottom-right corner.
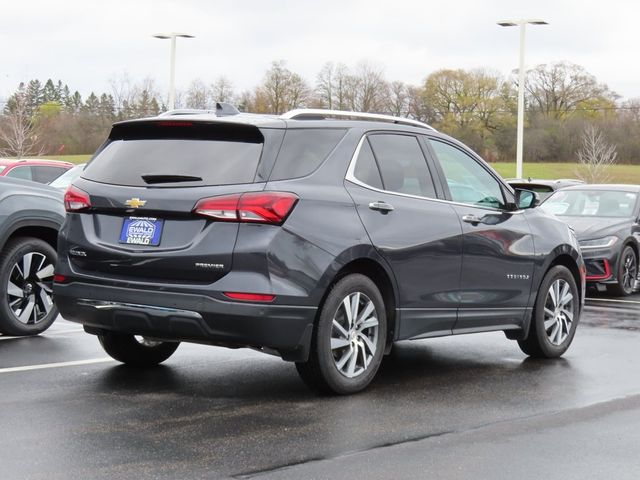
[{"x1": 66, "y1": 119, "x2": 282, "y2": 284}]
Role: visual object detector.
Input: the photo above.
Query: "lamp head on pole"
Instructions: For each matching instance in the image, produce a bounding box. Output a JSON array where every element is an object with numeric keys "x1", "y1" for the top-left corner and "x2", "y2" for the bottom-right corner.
[{"x1": 497, "y1": 19, "x2": 549, "y2": 28}]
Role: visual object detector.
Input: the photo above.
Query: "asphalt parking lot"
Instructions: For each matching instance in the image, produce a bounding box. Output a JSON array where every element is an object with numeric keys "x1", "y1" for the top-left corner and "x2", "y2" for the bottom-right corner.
[{"x1": 1, "y1": 295, "x2": 639, "y2": 480}]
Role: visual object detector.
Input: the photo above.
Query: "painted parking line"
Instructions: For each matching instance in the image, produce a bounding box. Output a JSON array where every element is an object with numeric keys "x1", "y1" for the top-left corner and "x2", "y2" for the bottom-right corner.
[
  {"x1": 0, "y1": 357, "x2": 114, "y2": 374},
  {"x1": 586, "y1": 297, "x2": 640, "y2": 305},
  {"x1": 0, "y1": 328, "x2": 86, "y2": 341}
]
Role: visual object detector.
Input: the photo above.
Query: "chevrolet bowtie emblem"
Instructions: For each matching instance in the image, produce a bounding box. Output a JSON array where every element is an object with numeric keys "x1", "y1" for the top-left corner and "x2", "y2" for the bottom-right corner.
[{"x1": 125, "y1": 198, "x2": 147, "y2": 208}]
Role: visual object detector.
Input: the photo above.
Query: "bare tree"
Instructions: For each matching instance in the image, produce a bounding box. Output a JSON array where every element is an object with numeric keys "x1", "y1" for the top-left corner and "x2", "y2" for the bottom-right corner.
[
  {"x1": 210, "y1": 76, "x2": 235, "y2": 103},
  {"x1": 0, "y1": 89, "x2": 44, "y2": 157},
  {"x1": 386, "y1": 80, "x2": 409, "y2": 117},
  {"x1": 351, "y1": 62, "x2": 388, "y2": 112},
  {"x1": 109, "y1": 72, "x2": 136, "y2": 116},
  {"x1": 186, "y1": 79, "x2": 209, "y2": 109},
  {"x1": 525, "y1": 62, "x2": 619, "y2": 119},
  {"x1": 257, "y1": 60, "x2": 311, "y2": 114},
  {"x1": 575, "y1": 124, "x2": 617, "y2": 183}
]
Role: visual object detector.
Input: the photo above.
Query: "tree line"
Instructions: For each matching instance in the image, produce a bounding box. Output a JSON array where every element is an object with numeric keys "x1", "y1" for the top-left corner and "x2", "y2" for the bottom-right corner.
[{"x1": 2, "y1": 60, "x2": 640, "y2": 164}]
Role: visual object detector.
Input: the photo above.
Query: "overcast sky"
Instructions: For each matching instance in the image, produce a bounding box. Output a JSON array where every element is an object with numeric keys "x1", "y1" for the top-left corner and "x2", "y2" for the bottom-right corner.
[{"x1": 2, "y1": 0, "x2": 640, "y2": 102}]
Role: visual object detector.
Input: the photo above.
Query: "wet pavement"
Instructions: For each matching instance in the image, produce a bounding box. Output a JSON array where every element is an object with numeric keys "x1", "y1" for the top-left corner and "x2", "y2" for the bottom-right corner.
[{"x1": 1, "y1": 296, "x2": 639, "y2": 480}]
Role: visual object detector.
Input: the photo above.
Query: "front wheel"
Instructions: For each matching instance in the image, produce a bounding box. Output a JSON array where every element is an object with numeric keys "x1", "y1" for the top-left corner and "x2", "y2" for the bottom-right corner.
[
  {"x1": 98, "y1": 332, "x2": 180, "y2": 367},
  {"x1": 296, "y1": 274, "x2": 387, "y2": 395},
  {"x1": 608, "y1": 246, "x2": 637, "y2": 296},
  {"x1": 518, "y1": 265, "x2": 580, "y2": 358}
]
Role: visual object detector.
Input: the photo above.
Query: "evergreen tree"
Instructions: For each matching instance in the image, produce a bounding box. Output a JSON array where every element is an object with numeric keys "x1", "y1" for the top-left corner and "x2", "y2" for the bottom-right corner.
[
  {"x1": 61, "y1": 85, "x2": 71, "y2": 110},
  {"x1": 99, "y1": 93, "x2": 115, "y2": 119},
  {"x1": 55, "y1": 80, "x2": 64, "y2": 100},
  {"x1": 25, "y1": 79, "x2": 43, "y2": 115},
  {"x1": 4, "y1": 82, "x2": 26, "y2": 114},
  {"x1": 82, "y1": 92, "x2": 100, "y2": 115},
  {"x1": 64, "y1": 90, "x2": 82, "y2": 113},
  {"x1": 42, "y1": 79, "x2": 59, "y2": 102}
]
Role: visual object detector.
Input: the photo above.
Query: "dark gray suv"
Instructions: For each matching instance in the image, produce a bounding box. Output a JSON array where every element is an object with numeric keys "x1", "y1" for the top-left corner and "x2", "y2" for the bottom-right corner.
[{"x1": 54, "y1": 107, "x2": 585, "y2": 394}]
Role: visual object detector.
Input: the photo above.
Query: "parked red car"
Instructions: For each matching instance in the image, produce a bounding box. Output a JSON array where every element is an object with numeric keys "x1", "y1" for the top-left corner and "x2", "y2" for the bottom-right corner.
[{"x1": 0, "y1": 159, "x2": 74, "y2": 184}]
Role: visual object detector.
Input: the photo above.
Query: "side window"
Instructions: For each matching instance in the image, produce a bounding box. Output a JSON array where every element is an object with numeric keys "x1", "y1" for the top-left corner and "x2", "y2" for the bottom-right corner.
[
  {"x1": 353, "y1": 139, "x2": 383, "y2": 189},
  {"x1": 269, "y1": 129, "x2": 346, "y2": 180},
  {"x1": 32, "y1": 166, "x2": 67, "y2": 184},
  {"x1": 368, "y1": 134, "x2": 436, "y2": 198},
  {"x1": 429, "y1": 139, "x2": 506, "y2": 209},
  {"x1": 5, "y1": 166, "x2": 33, "y2": 181}
]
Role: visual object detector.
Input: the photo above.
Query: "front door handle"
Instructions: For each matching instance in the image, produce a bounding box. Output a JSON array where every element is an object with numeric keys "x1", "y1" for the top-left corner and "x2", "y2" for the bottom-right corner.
[
  {"x1": 462, "y1": 214, "x2": 481, "y2": 224},
  {"x1": 369, "y1": 201, "x2": 394, "y2": 213}
]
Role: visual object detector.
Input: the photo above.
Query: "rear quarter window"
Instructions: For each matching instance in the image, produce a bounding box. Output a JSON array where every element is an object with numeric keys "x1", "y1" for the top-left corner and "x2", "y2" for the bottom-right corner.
[{"x1": 269, "y1": 129, "x2": 346, "y2": 181}]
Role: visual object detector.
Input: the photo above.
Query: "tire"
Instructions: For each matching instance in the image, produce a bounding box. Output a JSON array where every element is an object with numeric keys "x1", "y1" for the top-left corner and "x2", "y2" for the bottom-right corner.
[
  {"x1": 607, "y1": 245, "x2": 637, "y2": 296},
  {"x1": 98, "y1": 332, "x2": 180, "y2": 367},
  {"x1": 0, "y1": 237, "x2": 58, "y2": 336},
  {"x1": 518, "y1": 265, "x2": 580, "y2": 358},
  {"x1": 296, "y1": 274, "x2": 387, "y2": 395}
]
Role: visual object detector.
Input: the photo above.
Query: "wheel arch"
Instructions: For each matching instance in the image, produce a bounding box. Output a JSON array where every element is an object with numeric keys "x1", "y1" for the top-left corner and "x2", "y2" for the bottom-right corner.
[
  {"x1": 316, "y1": 250, "x2": 399, "y2": 353},
  {"x1": 0, "y1": 219, "x2": 61, "y2": 252},
  {"x1": 517, "y1": 249, "x2": 583, "y2": 341}
]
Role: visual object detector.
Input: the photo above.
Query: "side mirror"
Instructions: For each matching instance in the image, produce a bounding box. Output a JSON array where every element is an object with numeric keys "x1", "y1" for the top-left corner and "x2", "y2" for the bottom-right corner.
[{"x1": 515, "y1": 189, "x2": 539, "y2": 209}]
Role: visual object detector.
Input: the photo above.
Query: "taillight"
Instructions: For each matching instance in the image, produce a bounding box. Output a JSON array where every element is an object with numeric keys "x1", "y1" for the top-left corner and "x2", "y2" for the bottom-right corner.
[
  {"x1": 64, "y1": 186, "x2": 91, "y2": 212},
  {"x1": 53, "y1": 274, "x2": 67, "y2": 283},
  {"x1": 193, "y1": 192, "x2": 298, "y2": 224}
]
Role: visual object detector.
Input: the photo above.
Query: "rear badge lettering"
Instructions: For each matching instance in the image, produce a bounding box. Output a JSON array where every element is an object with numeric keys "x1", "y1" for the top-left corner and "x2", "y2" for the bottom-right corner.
[
  {"x1": 506, "y1": 274, "x2": 530, "y2": 280},
  {"x1": 195, "y1": 263, "x2": 225, "y2": 270}
]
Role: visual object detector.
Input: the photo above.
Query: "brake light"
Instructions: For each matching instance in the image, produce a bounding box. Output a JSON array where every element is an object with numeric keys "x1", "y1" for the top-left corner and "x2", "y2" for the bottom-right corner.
[
  {"x1": 193, "y1": 192, "x2": 298, "y2": 224},
  {"x1": 156, "y1": 121, "x2": 193, "y2": 127},
  {"x1": 223, "y1": 292, "x2": 275, "y2": 302},
  {"x1": 64, "y1": 186, "x2": 91, "y2": 212}
]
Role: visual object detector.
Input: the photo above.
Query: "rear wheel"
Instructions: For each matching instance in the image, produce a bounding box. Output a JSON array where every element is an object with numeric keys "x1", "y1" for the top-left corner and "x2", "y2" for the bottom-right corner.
[
  {"x1": 296, "y1": 274, "x2": 387, "y2": 395},
  {"x1": 518, "y1": 265, "x2": 579, "y2": 358},
  {"x1": 608, "y1": 246, "x2": 637, "y2": 296},
  {"x1": 0, "y1": 237, "x2": 58, "y2": 336},
  {"x1": 98, "y1": 332, "x2": 180, "y2": 366}
]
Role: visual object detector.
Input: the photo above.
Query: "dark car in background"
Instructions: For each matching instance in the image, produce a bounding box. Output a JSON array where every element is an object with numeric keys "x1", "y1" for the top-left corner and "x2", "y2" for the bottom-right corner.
[
  {"x1": 0, "y1": 158, "x2": 73, "y2": 184},
  {"x1": 507, "y1": 178, "x2": 584, "y2": 200},
  {"x1": 0, "y1": 177, "x2": 64, "y2": 335},
  {"x1": 54, "y1": 108, "x2": 584, "y2": 394},
  {"x1": 541, "y1": 184, "x2": 640, "y2": 295}
]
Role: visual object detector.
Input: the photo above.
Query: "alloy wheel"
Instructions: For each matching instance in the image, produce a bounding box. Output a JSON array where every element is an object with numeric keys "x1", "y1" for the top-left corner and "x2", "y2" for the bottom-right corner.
[
  {"x1": 6, "y1": 252, "x2": 55, "y2": 325},
  {"x1": 543, "y1": 278, "x2": 574, "y2": 346},
  {"x1": 621, "y1": 251, "x2": 637, "y2": 292},
  {"x1": 330, "y1": 292, "x2": 379, "y2": 378}
]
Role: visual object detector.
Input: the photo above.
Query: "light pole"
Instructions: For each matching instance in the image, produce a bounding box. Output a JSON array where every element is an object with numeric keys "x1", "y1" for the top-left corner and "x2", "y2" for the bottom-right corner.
[
  {"x1": 498, "y1": 19, "x2": 548, "y2": 179},
  {"x1": 152, "y1": 32, "x2": 195, "y2": 110}
]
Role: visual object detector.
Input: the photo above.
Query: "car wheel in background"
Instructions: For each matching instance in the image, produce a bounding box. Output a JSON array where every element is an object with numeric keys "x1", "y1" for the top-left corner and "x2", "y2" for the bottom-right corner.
[
  {"x1": 0, "y1": 237, "x2": 58, "y2": 336},
  {"x1": 98, "y1": 332, "x2": 180, "y2": 366},
  {"x1": 296, "y1": 274, "x2": 387, "y2": 395},
  {"x1": 518, "y1": 265, "x2": 579, "y2": 358},
  {"x1": 608, "y1": 245, "x2": 637, "y2": 296}
]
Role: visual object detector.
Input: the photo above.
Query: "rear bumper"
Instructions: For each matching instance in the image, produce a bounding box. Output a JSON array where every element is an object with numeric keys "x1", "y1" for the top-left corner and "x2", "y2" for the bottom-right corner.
[{"x1": 54, "y1": 282, "x2": 316, "y2": 362}]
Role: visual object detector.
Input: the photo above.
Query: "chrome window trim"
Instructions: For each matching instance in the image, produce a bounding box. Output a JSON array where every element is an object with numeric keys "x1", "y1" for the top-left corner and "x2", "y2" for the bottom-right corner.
[{"x1": 345, "y1": 134, "x2": 524, "y2": 214}]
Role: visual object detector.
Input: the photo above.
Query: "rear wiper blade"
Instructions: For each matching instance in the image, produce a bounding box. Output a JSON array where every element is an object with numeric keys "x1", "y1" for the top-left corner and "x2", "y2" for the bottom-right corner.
[{"x1": 141, "y1": 174, "x2": 203, "y2": 184}]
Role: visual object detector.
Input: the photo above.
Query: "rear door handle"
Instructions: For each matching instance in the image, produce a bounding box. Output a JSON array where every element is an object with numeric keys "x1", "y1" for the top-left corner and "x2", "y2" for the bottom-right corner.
[{"x1": 368, "y1": 201, "x2": 394, "y2": 213}]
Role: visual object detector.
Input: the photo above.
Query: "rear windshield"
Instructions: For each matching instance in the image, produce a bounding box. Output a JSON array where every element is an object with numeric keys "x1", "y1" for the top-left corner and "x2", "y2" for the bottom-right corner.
[{"x1": 82, "y1": 121, "x2": 264, "y2": 187}]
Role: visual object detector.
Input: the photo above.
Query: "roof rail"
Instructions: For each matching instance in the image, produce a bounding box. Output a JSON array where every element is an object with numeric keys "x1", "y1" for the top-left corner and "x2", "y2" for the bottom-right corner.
[
  {"x1": 159, "y1": 102, "x2": 240, "y2": 118},
  {"x1": 280, "y1": 109, "x2": 436, "y2": 131}
]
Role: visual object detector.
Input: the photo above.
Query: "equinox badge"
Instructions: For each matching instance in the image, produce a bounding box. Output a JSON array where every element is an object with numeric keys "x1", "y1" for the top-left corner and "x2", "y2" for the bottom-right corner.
[{"x1": 125, "y1": 197, "x2": 147, "y2": 208}]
